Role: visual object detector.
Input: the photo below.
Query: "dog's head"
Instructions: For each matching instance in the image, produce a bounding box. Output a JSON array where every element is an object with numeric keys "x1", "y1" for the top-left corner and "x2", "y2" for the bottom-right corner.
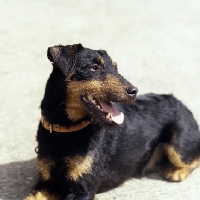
[{"x1": 47, "y1": 44, "x2": 138, "y2": 126}]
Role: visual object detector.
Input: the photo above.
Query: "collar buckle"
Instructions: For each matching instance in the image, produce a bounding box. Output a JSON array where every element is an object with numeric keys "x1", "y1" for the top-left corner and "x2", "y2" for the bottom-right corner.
[{"x1": 49, "y1": 124, "x2": 53, "y2": 133}]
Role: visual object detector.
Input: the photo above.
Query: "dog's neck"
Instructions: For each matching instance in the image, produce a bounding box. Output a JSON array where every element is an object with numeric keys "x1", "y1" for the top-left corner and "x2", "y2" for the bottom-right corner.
[
  {"x1": 40, "y1": 67, "x2": 74, "y2": 125},
  {"x1": 41, "y1": 111, "x2": 91, "y2": 133},
  {"x1": 40, "y1": 68, "x2": 91, "y2": 132}
]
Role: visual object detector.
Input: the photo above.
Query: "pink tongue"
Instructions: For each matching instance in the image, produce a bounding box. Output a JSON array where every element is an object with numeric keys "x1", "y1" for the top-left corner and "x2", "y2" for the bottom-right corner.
[{"x1": 99, "y1": 100, "x2": 124, "y2": 124}]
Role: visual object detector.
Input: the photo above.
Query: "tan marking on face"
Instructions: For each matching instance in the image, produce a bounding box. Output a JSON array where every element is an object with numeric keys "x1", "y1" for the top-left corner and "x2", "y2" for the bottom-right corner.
[
  {"x1": 96, "y1": 56, "x2": 104, "y2": 65},
  {"x1": 37, "y1": 158, "x2": 55, "y2": 181},
  {"x1": 65, "y1": 155, "x2": 93, "y2": 181},
  {"x1": 112, "y1": 61, "x2": 117, "y2": 67},
  {"x1": 66, "y1": 74, "x2": 129, "y2": 121},
  {"x1": 65, "y1": 70, "x2": 75, "y2": 81},
  {"x1": 24, "y1": 190, "x2": 60, "y2": 200}
]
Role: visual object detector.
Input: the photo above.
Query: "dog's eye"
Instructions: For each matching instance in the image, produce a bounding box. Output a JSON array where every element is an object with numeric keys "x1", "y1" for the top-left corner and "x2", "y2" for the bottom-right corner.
[{"x1": 90, "y1": 64, "x2": 100, "y2": 71}]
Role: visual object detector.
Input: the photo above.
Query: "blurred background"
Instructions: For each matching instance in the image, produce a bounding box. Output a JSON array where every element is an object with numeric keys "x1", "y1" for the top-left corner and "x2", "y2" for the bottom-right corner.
[{"x1": 0, "y1": 0, "x2": 200, "y2": 199}]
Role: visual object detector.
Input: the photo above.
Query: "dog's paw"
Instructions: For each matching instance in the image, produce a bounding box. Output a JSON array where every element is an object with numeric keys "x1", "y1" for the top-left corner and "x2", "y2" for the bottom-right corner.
[
  {"x1": 164, "y1": 167, "x2": 190, "y2": 182},
  {"x1": 24, "y1": 191, "x2": 60, "y2": 200}
]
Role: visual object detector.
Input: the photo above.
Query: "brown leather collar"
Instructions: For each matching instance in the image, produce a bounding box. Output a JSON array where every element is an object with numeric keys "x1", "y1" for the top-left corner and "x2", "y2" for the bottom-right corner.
[{"x1": 41, "y1": 114, "x2": 90, "y2": 133}]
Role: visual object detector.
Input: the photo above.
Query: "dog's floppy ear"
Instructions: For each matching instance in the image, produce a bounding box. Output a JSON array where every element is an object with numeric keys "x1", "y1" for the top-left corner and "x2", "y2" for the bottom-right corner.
[{"x1": 47, "y1": 44, "x2": 83, "y2": 76}]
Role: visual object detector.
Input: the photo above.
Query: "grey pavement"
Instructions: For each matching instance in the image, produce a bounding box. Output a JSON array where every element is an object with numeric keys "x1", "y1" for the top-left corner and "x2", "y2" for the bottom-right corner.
[{"x1": 1, "y1": 0, "x2": 200, "y2": 199}]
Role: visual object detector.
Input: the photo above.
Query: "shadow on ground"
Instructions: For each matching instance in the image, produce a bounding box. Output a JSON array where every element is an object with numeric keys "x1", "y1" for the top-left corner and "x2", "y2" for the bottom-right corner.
[
  {"x1": 0, "y1": 159, "x2": 37, "y2": 200},
  {"x1": 0, "y1": 158, "x2": 164, "y2": 200}
]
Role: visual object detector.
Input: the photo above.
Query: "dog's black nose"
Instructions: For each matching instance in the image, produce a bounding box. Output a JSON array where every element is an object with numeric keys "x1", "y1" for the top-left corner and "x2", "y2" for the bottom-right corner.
[{"x1": 126, "y1": 86, "x2": 138, "y2": 97}]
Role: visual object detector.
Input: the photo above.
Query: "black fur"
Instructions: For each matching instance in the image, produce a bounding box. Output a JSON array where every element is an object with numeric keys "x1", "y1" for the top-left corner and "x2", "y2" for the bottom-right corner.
[{"x1": 26, "y1": 44, "x2": 200, "y2": 200}]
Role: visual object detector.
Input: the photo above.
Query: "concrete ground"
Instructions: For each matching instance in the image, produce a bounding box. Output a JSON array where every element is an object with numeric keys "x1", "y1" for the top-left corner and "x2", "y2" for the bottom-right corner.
[{"x1": 1, "y1": 0, "x2": 200, "y2": 199}]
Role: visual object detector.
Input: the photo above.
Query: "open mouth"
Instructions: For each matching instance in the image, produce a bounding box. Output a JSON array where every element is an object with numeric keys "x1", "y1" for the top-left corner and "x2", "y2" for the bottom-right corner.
[{"x1": 82, "y1": 95, "x2": 124, "y2": 124}]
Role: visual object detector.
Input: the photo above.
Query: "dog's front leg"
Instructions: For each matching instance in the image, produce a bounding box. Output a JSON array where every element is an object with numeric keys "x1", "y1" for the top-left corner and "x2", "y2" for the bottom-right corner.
[
  {"x1": 64, "y1": 192, "x2": 95, "y2": 200},
  {"x1": 63, "y1": 154, "x2": 97, "y2": 200},
  {"x1": 63, "y1": 183, "x2": 96, "y2": 200}
]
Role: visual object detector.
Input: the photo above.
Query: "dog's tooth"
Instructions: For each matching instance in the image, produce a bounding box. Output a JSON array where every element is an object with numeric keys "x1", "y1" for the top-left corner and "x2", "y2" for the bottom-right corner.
[
  {"x1": 97, "y1": 105, "x2": 101, "y2": 110},
  {"x1": 106, "y1": 113, "x2": 111, "y2": 119},
  {"x1": 87, "y1": 95, "x2": 93, "y2": 101},
  {"x1": 92, "y1": 99, "x2": 96, "y2": 104}
]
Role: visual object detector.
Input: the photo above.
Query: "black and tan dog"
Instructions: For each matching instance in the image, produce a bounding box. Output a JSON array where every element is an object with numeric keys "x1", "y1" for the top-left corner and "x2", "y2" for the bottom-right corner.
[{"x1": 25, "y1": 44, "x2": 200, "y2": 200}]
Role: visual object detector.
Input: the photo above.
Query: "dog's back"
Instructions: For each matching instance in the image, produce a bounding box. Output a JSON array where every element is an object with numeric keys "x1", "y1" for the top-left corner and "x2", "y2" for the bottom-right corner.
[{"x1": 98, "y1": 93, "x2": 200, "y2": 191}]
